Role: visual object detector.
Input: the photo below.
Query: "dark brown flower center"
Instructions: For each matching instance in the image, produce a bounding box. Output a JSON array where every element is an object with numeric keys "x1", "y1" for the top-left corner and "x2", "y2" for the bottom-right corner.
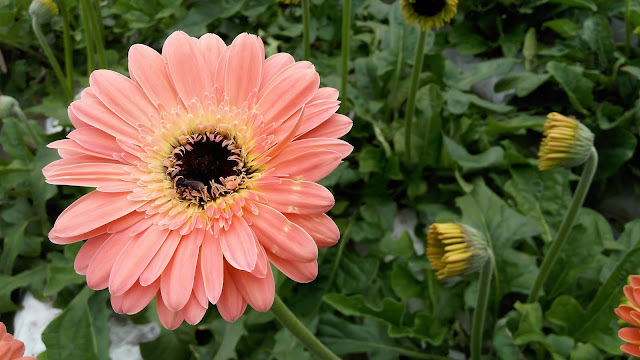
[
  {"x1": 165, "y1": 132, "x2": 250, "y2": 204},
  {"x1": 411, "y1": 0, "x2": 446, "y2": 17}
]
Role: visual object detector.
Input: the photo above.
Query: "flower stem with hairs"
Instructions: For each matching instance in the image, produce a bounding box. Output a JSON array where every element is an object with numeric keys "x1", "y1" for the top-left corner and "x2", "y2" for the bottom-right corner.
[
  {"x1": 404, "y1": 29, "x2": 426, "y2": 164},
  {"x1": 340, "y1": 0, "x2": 351, "y2": 109},
  {"x1": 31, "y1": 18, "x2": 73, "y2": 101},
  {"x1": 527, "y1": 147, "x2": 598, "y2": 303},
  {"x1": 302, "y1": 0, "x2": 311, "y2": 60},
  {"x1": 58, "y1": 0, "x2": 73, "y2": 94},
  {"x1": 471, "y1": 252, "x2": 493, "y2": 360},
  {"x1": 79, "y1": 0, "x2": 95, "y2": 75},
  {"x1": 88, "y1": 0, "x2": 106, "y2": 68},
  {"x1": 271, "y1": 295, "x2": 340, "y2": 360}
]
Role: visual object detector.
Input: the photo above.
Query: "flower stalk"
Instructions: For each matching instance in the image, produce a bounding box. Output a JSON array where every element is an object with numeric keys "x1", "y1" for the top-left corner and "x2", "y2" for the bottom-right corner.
[
  {"x1": 471, "y1": 253, "x2": 493, "y2": 360},
  {"x1": 527, "y1": 147, "x2": 598, "y2": 303},
  {"x1": 271, "y1": 295, "x2": 340, "y2": 360},
  {"x1": 340, "y1": 0, "x2": 351, "y2": 108},
  {"x1": 302, "y1": 0, "x2": 311, "y2": 60},
  {"x1": 404, "y1": 29, "x2": 427, "y2": 164},
  {"x1": 31, "y1": 13, "x2": 73, "y2": 101},
  {"x1": 58, "y1": 0, "x2": 73, "y2": 94},
  {"x1": 79, "y1": 0, "x2": 95, "y2": 74}
]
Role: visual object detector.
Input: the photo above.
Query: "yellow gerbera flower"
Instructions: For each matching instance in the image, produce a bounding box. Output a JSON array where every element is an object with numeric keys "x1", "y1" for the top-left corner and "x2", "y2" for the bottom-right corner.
[
  {"x1": 426, "y1": 223, "x2": 489, "y2": 280},
  {"x1": 538, "y1": 112, "x2": 594, "y2": 171},
  {"x1": 400, "y1": 0, "x2": 458, "y2": 31}
]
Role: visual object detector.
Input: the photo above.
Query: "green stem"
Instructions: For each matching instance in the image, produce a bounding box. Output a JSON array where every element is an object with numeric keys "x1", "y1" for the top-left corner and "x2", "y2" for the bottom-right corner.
[
  {"x1": 404, "y1": 29, "x2": 427, "y2": 164},
  {"x1": 59, "y1": 0, "x2": 74, "y2": 95},
  {"x1": 31, "y1": 19, "x2": 73, "y2": 101},
  {"x1": 324, "y1": 218, "x2": 353, "y2": 293},
  {"x1": 471, "y1": 255, "x2": 493, "y2": 360},
  {"x1": 340, "y1": 0, "x2": 351, "y2": 109},
  {"x1": 302, "y1": 0, "x2": 311, "y2": 60},
  {"x1": 271, "y1": 295, "x2": 340, "y2": 360},
  {"x1": 625, "y1": 0, "x2": 632, "y2": 58},
  {"x1": 527, "y1": 147, "x2": 598, "y2": 303},
  {"x1": 79, "y1": 0, "x2": 95, "y2": 75},
  {"x1": 89, "y1": 0, "x2": 106, "y2": 68}
]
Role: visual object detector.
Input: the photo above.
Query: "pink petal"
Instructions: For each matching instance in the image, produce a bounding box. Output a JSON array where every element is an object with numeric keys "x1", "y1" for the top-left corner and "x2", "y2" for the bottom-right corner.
[
  {"x1": 250, "y1": 241, "x2": 269, "y2": 279},
  {"x1": 249, "y1": 203, "x2": 317, "y2": 262},
  {"x1": 296, "y1": 99, "x2": 340, "y2": 137},
  {"x1": 160, "y1": 228, "x2": 202, "y2": 311},
  {"x1": 192, "y1": 257, "x2": 208, "y2": 308},
  {"x1": 617, "y1": 305, "x2": 640, "y2": 327},
  {"x1": 259, "y1": 53, "x2": 294, "y2": 92},
  {"x1": 183, "y1": 293, "x2": 207, "y2": 325},
  {"x1": 70, "y1": 99, "x2": 140, "y2": 145},
  {"x1": 48, "y1": 139, "x2": 115, "y2": 160},
  {"x1": 267, "y1": 250, "x2": 318, "y2": 283},
  {"x1": 631, "y1": 275, "x2": 640, "y2": 287},
  {"x1": 309, "y1": 87, "x2": 339, "y2": 103},
  {"x1": 255, "y1": 66, "x2": 319, "y2": 126},
  {"x1": 89, "y1": 70, "x2": 158, "y2": 128},
  {"x1": 229, "y1": 265, "x2": 275, "y2": 312},
  {"x1": 68, "y1": 106, "x2": 89, "y2": 129},
  {"x1": 109, "y1": 226, "x2": 170, "y2": 296},
  {"x1": 156, "y1": 292, "x2": 184, "y2": 330},
  {"x1": 50, "y1": 191, "x2": 146, "y2": 239},
  {"x1": 258, "y1": 107, "x2": 304, "y2": 161},
  {"x1": 225, "y1": 33, "x2": 263, "y2": 108},
  {"x1": 268, "y1": 149, "x2": 342, "y2": 182},
  {"x1": 213, "y1": 47, "x2": 230, "y2": 91},
  {"x1": 198, "y1": 33, "x2": 226, "y2": 85},
  {"x1": 285, "y1": 213, "x2": 340, "y2": 248},
  {"x1": 74, "y1": 233, "x2": 111, "y2": 275},
  {"x1": 139, "y1": 230, "x2": 182, "y2": 286},
  {"x1": 49, "y1": 225, "x2": 108, "y2": 245},
  {"x1": 200, "y1": 230, "x2": 224, "y2": 304},
  {"x1": 298, "y1": 113, "x2": 353, "y2": 139},
  {"x1": 621, "y1": 343, "x2": 640, "y2": 357},
  {"x1": 258, "y1": 179, "x2": 334, "y2": 215},
  {"x1": 120, "y1": 280, "x2": 160, "y2": 315},
  {"x1": 107, "y1": 211, "x2": 148, "y2": 234},
  {"x1": 128, "y1": 44, "x2": 180, "y2": 109},
  {"x1": 86, "y1": 231, "x2": 132, "y2": 290},
  {"x1": 633, "y1": 287, "x2": 640, "y2": 309},
  {"x1": 44, "y1": 162, "x2": 131, "y2": 190},
  {"x1": 216, "y1": 266, "x2": 247, "y2": 322},
  {"x1": 620, "y1": 327, "x2": 640, "y2": 344},
  {"x1": 66, "y1": 127, "x2": 122, "y2": 158},
  {"x1": 220, "y1": 216, "x2": 258, "y2": 272},
  {"x1": 163, "y1": 31, "x2": 211, "y2": 103}
]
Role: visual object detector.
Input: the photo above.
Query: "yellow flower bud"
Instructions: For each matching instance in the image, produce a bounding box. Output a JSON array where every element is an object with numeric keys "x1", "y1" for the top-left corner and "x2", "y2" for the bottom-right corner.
[
  {"x1": 426, "y1": 223, "x2": 489, "y2": 280},
  {"x1": 538, "y1": 112, "x2": 594, "y2": 171},
  {"x1": 29, "y1": 0, "x2": 59, "y2": 24}
]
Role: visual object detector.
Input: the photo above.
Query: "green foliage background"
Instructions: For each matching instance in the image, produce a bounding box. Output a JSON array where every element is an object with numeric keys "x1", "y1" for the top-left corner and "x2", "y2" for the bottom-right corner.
[{"x1": 1, "y1": 0, "x2": 640, "y2": 358}]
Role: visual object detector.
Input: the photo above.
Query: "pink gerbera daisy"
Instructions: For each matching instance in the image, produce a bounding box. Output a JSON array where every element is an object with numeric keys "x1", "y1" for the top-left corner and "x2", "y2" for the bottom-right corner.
[
  {"x1": 615, "y1": 275, "x2": 640, "y2": 357},
  {"x1": 43, "y1": 31, "x2": 352, "y2": 329},
  {"x1": 0, "y1": 322, "x2": 36, "y2": 360}
]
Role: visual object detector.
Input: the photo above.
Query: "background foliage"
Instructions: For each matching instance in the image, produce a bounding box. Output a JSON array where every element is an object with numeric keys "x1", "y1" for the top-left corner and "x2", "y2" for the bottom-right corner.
[{"x1": 1, "y1": 0, "x2": 640, "y2": 358}]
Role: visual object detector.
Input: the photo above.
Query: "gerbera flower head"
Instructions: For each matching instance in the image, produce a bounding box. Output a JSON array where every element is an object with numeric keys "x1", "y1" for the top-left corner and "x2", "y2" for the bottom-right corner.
[
  {"x1": 615, "y1": 275, "x2": 640, "y2": 357},
  {"x1": 43, "y1": 31, "x2": 353, "y2": 329},
  {"x1": 0, "y1": 322, "x2": 37, "y2": 360},
  {"x1": 29, "y1": 0, "x2": 59, "y2": 24},
  {"x1": 538, "y1": 112, "x2": 594, "y2": 171},
  {"x1": 426, "y1": 223, "x2": 489, "y2": 280},
  {"x1": 400, "y1": 0, "x2": 458, "y2": 31}
]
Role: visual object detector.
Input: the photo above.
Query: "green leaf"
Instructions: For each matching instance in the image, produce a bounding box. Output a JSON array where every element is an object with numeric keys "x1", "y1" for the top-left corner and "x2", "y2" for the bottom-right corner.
[
  {"x1": 141, "y1": 324, "x2": 194, "y2": 360},
  {"x1": 594, "y1": 128, "x2": 637, "y2": 178},
  {"x1": 443, "y1": 135, "x2": 506, "y2": 173},
  {"x1": 580, "y1": 15, "x2": 615, "y2": 70},
  {"x1": 542, "y1": 19, "x2": 580, "y2": 38},
  {"x1": 513, "y1": 302, "x2": 545, "y2": 345},
  {"x1": 415, "y1": 84, "x2": 443, "y2": 166},
  {"x1": 42, "y1": 288, "x2": 111, "y2": 360},
  {"x1": 485, "y1": 115, "x2": 546, "y2": 137},
  {"x1": 447, "y1": 58, "x2": 518, "y2": 91},
  {"x1": 494, "y1": 72, "x2": 551, "y2": 97},
  {"x1": 44, "y1": 253, "x2": 86, "y2": 296},
  {"x1": 336, "y1": 253, "x2": 380, "y2": 294},
  {"x1": 323, "y1": 293, "x2": 404, "y2": 327},
  {"x1": 545, "y1": 295, "x2": 587, "y2": 335},
  {"x1": 455, "y1": 182, "x2": 541, "y2": 251},
  {"x1": 210, "y1": 317, "x2": 247, "y2": 360},
  {"x1": 272, "y1": 327, "x2": 312, "y2": 360},
  {"x1": 445, "y1": 89, "x2": 515, "y2": 114},
  {"x1": 548, "y1": 0, "x2": 597, "y2": 11},
  {"x1": 546, "y1": 61, "x2": 594, "y2": 114},
  {"x1": 0, "y1": 265, "x2": 47, "y2": 312}
]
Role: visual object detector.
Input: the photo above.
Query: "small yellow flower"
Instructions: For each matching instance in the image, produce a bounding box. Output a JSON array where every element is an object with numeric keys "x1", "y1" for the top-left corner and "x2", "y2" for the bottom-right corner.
[
  {"x1": 277, "y1": 0, "x2": 300, "y2": 4},
  {"x1": 538, "y1": 112, "x2": 594, "y2": 171},
  {"x1": 29, "y1": 0, "x2": 59, "y2": 24},
  {"x1": 426, "y1": 223, "x2": 489, "y2": 280},
  {"x1": 400, "y1": 0, "x2": 458, "y2": 31}
]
